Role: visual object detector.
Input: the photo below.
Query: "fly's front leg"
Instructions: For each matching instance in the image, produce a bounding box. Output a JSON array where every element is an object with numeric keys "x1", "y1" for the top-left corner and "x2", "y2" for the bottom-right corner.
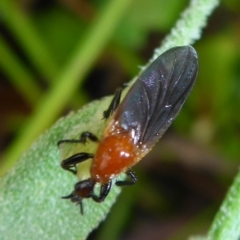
[
  {"x1": 91, "y1": 182, "x2": 112, "y2": 202},
  {"x1": 61, "y1": 152, "x2": 94, "y2": 175},
  {"x1": 58, "y1": 131, "x2": 99, "y2": 146},
  {"x1": 115, "y1": 169, "x2": 137, "y2": 186},
  {"x1": 103, "y1": 88, "x2": 122, "y2": 119}
]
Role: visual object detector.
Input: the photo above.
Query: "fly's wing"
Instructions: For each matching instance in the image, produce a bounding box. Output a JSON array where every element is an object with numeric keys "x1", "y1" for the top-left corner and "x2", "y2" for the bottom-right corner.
[{"x1": 114, "y1": 45, "x2": 198, "y2": 148}]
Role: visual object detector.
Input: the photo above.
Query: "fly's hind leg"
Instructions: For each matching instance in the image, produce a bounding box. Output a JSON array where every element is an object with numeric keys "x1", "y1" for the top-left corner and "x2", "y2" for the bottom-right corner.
[
  {"x1": 103, "y1": 88, "x2": 122, "y2": 119},
  {"x1": 61, "y1": 152, "x2": 94, "y2": 175},
  {"x1": 115, "y1": 169, "x2": 137, "y2": 186}
]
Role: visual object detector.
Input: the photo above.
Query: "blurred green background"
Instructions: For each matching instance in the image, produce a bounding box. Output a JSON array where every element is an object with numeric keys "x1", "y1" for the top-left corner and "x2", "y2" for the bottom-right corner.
[{"x1": 0, "y1": 0, "x2": 240, "y2": 239}]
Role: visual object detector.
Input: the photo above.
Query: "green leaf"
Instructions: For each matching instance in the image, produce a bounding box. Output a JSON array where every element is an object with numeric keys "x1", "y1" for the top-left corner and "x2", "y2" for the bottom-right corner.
[
  {"x1": 0, "y1": 96, "x2": 122, "y2": 240},
  {"x1": 207, "y1": 173, "x2": 240, "y2": 240}
]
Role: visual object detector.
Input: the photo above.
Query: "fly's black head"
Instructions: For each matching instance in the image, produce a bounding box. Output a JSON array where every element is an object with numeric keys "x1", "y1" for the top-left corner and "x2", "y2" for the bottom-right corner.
[{"x1": 62, "y1": 179, "x2": 95, "y2": 215}]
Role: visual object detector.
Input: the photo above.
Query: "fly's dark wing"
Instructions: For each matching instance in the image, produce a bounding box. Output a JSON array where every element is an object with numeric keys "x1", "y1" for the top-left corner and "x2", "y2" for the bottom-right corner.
[{"x1": 114, "y1": 46, "x2": 198, "y2": 147}]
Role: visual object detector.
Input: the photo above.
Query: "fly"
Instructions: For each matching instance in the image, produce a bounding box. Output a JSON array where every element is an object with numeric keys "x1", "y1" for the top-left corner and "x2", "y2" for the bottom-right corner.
[{"x1": 58, "y1": 45, "x2": 198, "y2": 214}]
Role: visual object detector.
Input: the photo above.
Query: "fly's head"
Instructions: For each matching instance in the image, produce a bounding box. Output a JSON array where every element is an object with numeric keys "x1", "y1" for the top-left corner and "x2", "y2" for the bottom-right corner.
[{"x1": 62, "y1": 178, "x2": 95, "y2": 214}]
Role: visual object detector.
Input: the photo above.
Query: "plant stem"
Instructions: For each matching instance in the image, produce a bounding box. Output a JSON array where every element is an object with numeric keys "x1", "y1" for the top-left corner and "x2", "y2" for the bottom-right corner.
[
  {"x1": 0, "y1": 0, "x2": 134, "y2": 176},
  {"x1": 0, "y1": 36, "x2": 41, "y2": 106},
  {"x1": 0, "y1": 0, "x2": 58, "y2": 80}
]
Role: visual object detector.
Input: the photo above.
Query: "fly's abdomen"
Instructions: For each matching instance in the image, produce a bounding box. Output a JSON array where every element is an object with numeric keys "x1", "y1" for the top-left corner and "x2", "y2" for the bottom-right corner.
[{"x1": 91, "y1": 132, "x2": 138, "y2": 184}]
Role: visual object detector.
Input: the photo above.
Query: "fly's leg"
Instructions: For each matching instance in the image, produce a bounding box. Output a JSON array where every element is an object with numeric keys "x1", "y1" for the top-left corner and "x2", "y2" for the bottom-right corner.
[
  {"x1": 78, "y1": 131, "x2": 99, "y2": 144},
  {"x1": 59, "y1": 132, "x2": 97, "y2": 174},
  {"x1": 91, "y1": 181, "x2": 112, "y2": 202},
  {"x1": 103, "y1": 88, "x2": 122, "y2": 119},
  {"x1": 115, "y1": 169, "x2": 137, "y2": 186},
  {"x1": 58, "y1": 131, "x2": 99, "y2": 146},
  {"x1": 61, "y1": 153, "x2": 94, "y2": 174}
]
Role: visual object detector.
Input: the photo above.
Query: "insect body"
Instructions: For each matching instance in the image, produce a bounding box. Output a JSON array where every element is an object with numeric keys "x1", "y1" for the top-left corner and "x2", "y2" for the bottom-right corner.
[{"x1": 58, "y1": 45, "x2": 198, "y2": 214}]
